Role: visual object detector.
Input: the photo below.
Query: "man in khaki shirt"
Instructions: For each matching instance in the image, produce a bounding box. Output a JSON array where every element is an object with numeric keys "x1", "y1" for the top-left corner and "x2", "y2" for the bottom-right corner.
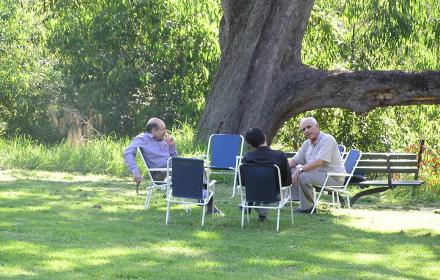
[{"x1": 289, "y1": 117, "x2": 345, "y2": 213}]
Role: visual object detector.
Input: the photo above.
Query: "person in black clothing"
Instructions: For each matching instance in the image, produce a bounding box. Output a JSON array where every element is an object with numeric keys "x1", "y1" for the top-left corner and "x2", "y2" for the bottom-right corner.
[{"x1": 241, "y1": 128, "x2": 292, "y2": 221}]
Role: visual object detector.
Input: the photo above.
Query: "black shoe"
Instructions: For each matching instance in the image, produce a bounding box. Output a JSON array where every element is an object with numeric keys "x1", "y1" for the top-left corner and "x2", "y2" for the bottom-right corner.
[
  {"x1": 295, "y1": 207, "x2": 316, "y2": 214},
  {"x1": 258, "y1": 215, "x2": 266, "y2": 222}
]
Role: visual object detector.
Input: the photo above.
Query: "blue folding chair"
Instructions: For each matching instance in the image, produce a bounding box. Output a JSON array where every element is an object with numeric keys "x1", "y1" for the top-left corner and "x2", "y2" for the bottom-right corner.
[
  {"x1": 338, "y1": 144, "x2": 346, "y2": 155},
  {"x1": 238, "y1": 163, "x2": 293, "y2": 232},
  {"x1": 311, "y1": 149, "x2": 362, "y2": 214},
  {"x1": 206, "y1": 134, "x2": 244, "y2": 197},
  {"x1": 165, "y1": 157, "x2": 216, "y2": 226}
]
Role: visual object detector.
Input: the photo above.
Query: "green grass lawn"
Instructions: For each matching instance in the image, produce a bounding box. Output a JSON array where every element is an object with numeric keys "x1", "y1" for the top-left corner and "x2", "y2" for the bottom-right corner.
[{"x1": 1, "y1": 169, "x2": 439, "y2": 280}]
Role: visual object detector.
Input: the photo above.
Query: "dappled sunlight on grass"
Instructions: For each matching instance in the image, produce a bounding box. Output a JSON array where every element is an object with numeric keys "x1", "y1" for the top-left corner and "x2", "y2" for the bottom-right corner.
[
  {"x1": 1, "y1": 170, "x2": 439, "y2": 279},
  {"x1": 334, "y1": 209, "x2": 440, "y2": 233},
  {"x1": 0, "y1": 267, "x2": 36, "y2": 277},
  {"x1": 152, "y1": 241, "x2": 205, "y2": 257},
  {"x1": 193, "y1": 230, "x2": 220, "y2": 241},
  {"x1": 353, "y1": 253, "x2": 386, "y2": 264},
  {"x1": 246, "y1": 257, "x2": 297, "y2": 267},
  {"x1": 0, "y1": 169, "x2": 127, "y2": 183}
]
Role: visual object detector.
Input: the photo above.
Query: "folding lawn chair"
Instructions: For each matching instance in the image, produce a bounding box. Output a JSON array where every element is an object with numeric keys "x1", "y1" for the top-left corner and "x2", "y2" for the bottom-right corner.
[
  {"x1": 206, "y1": 134, "x2": 244, "y2": 197},
  {"x1": 238, "y1": 163, "x2": 293, "y2": 232},
  {"x1": 137, "y1": 147, "x2": 169, "y2": 209},
  {"x1": 311, "y1": 149, "x2": 362, "y2": 214},
  {"x1": 165, "y1": 157, "x2": 216, "y2": 226}
]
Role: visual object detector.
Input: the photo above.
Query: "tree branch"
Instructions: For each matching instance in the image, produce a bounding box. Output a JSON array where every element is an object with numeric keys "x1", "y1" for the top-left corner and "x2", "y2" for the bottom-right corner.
[{"x1": 281, "y1": 68, "x2": 440, "y2": 116}]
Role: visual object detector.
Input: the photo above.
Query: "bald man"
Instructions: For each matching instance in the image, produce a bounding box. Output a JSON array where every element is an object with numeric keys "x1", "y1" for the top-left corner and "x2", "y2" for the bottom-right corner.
[
  {"x1": 123, "y1": 117, "x2": 222, "y2": 214},
  {"x1": 289, "y1": 117, "x2": 345, "y2": 213},
  {"x1": 124, "y1": 118, "x2": 176, "y2": 183}
]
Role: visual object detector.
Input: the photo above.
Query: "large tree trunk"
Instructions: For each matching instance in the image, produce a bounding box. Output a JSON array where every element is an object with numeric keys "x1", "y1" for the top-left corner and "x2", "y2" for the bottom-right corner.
[{"x1": 197, "y1": 0, "x2": 440, "y2": 143}]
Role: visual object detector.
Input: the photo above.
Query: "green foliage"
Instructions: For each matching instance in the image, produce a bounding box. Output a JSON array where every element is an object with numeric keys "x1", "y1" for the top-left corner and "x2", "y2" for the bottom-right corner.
[
  {"x1": 303, "y1": 0, "x2": 440, "y2": 70},
  {"x1": 1, "y1": 0, "x2": 221, "y2": 141},
  {"x1": 276, "y1": 0, "x2": 440, "y2": 160},
  {"x1": 47, "y1": 0, "x2": 221, "y2": 136},
  {"x1": 0, "y1": 0, "x2": 62, "y2": 141}
]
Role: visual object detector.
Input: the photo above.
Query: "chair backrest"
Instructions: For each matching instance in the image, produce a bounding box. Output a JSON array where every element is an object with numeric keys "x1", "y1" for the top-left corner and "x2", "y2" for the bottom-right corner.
[
  {"x1": 239, "y1": 163, "x2": 281, "y2": 202},
  {"x1": 338, "y1": 144, "x2": 346, "y2": 156},
  {"x1": 344, "y1": 149, "x2": 362, "y2": 175},
  {"x1": 170, "y1": 157, "x2": 205, "y2": 199},
  {"x1": 207, "y1": 134, "x2": 244, "y2": 169}
]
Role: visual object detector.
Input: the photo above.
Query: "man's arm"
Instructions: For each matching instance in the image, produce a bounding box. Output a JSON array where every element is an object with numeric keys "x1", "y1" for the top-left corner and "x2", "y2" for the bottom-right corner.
[
  {"x1": 280, "y1": 154, "x2": 292, "y2": 186},
  {"x1": 291, "y1": 158, "x2": 326, "y2": 186},
  {"x1": 165, "y1": 134, "x2": 177, "y2": 157},
  {"x1": 301, "y1": 159, "x2": 326, "y2": 172},
  {"x1": 123, "y1": 137, "x2": 143, "y2": 183},
  {"x1": 289, "y1": 158, "x2": 298, "y2": 168}
]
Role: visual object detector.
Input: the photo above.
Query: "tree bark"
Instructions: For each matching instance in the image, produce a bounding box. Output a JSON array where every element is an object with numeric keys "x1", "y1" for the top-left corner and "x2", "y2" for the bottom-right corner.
[{"x1": 197, "y1": 0, "x2": 440, "y2": 143}]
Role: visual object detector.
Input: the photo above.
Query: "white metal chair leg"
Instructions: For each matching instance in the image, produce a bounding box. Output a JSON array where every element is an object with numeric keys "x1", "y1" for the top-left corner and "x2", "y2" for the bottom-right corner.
[
  {"x1": 145, "y1": 188, "x2": 153, "y2": 209},
  {"x1": 311, "y1": 187, "x2": 325, "y2": 214},
  {"x1": 241, "y1": 207, "x2": 245, "y2": 229},
  {"x1": 276, "y1": 209, "x2": 281, "y2": 232},
  {"x1": 231, "y1": 170, "x2": 238, "y2": 198},
  {"x1": 201, "y1": 205, "x2": 206, "y2": 226},
  {"x1": 165, "y1": 201, "x2": 170, "y2": 225},
  {"x1": 290, "y1": 201, "x2": 294, "y2": 224},
  {"x1": 336, "y1": 192, "x2": 341, "y2": 208},
  {"x1": 346, "y1": 194, "x2": 351, "y2": 212}
]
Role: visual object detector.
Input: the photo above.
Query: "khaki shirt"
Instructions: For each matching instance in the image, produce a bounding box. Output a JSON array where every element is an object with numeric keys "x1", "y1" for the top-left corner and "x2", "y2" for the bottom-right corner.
[{"x1": 293, "y1": 132, "x2": 345, "y2": 174}]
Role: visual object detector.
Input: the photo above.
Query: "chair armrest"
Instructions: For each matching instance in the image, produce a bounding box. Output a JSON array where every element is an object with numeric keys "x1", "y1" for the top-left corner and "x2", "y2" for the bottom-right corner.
[
  {"x1": 208, "y1": 180, "x2": 217, "y2": 188},
  {"x1": 326, "y1": 172, "x2": 349, "y2": 177},
  {"x1": 149, "y1": 168, "x2": 168, "y2": 172}
]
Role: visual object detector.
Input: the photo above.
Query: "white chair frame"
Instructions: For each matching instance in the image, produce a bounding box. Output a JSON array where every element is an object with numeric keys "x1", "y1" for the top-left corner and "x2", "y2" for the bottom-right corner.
[
  {"x1": 165, "y1": 157, "x2": 216, "y2": 226},
  {"x1": 238, "y1": 164, "x2": 294, "y2": 232},
  {"x1": 311, "y1": 150, "x2": 362, "y2": 214}
]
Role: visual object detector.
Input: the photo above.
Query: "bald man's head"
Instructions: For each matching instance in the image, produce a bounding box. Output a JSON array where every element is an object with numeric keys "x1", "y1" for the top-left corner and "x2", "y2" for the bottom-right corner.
[{"x1": 146, "y1": 118, "x2": 167, "y2": 140}]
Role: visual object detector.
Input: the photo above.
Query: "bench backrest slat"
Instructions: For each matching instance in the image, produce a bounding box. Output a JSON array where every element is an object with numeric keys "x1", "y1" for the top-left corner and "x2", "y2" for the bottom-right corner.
[
  {"x1": 360, "y1": 153, "x2": 417, "y2": 160},
  {"x1": 358, "y1": 159, "x2": 418, "y2": 167},
  {"x1": 356, "y1": 166, "x2": 419, "y2": 173}
]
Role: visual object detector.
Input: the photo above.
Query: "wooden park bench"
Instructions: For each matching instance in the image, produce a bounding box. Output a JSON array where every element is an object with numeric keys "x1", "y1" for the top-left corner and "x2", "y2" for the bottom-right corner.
[{"x1": 350, "y1": 148, "x2": 424, "y2": 206}]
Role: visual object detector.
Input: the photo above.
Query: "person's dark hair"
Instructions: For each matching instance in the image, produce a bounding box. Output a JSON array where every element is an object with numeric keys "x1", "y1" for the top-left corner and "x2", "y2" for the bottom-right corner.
[
  {"x1": 245, "y1": 128, "x2": 266, "y2": 148},
  {"x1": 146, "y1": 121, "x2": 159, "y2": 133}
]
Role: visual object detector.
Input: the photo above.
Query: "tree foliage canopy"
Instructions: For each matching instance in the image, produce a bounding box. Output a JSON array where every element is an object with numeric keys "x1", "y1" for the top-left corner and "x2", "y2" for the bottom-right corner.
[{"x1": 0, "y1": 0, "x2": 439, "y2": 152}]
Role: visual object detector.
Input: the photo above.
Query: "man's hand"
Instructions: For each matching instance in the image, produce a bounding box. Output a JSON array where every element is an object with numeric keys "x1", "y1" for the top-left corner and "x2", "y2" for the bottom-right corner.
[
  {"x1": 133, "y1": 175, "x2": 143, "y2": 184},
  {"x1": 165, "y1": 133, "x2": 175, "y2": 145},
  {"x1": 292, "y1": 167, "x2": 301, "y2": 186}
]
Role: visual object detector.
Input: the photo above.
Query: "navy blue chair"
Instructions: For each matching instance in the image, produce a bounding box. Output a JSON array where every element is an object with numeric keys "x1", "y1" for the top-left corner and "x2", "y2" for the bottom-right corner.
[
  {"x1": 206, "y1": 134, "x2": 244, "y2": 197},
  {"x1": 238, "y1": 163, "x2": 293, "y2": 232},
  {"x1": 165, "y1": 157, "x2": 215, "y2": 226},
  {"x1": 311, "y1": 149, "x2": 362, "y2": 214}
]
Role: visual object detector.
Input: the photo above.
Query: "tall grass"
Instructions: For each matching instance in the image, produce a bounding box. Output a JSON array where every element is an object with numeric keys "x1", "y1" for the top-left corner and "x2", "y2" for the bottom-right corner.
[
  {"x1": 0, "y1": 123, "x2": 206, "y2": 177},
  {"x1": 1, "y1": 122, "x2": 438, "y2": 201},
  {"x1": 0, "y1": 136, "x2": 129, "y2": 176}
]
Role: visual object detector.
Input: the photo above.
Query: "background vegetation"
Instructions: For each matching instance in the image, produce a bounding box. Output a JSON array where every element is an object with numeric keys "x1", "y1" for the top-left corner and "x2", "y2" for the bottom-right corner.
[{"x1": 1, "y1": 0, "x2": 439, "y2": 200}]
